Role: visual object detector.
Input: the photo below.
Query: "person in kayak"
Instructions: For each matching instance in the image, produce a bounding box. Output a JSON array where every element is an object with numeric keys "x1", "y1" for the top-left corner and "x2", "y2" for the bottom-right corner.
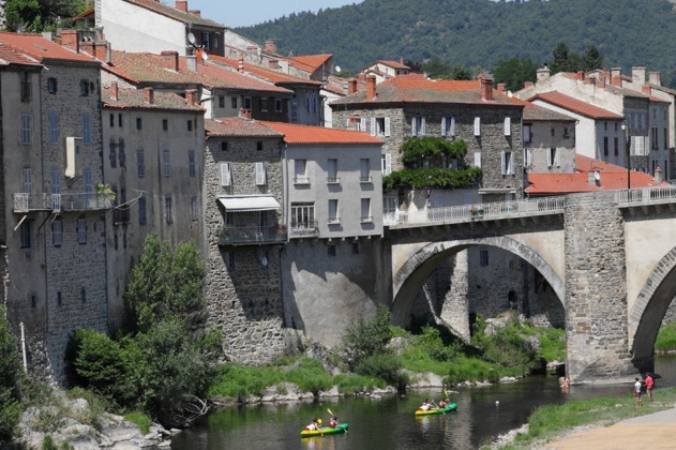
[
  {"x1": 419, "y1": 400, "x2": 437, "y2": 411},
  {"x1": 438, "y1": 399, "x2": 447, "y2": 408},
  {"x1": 305, "y1": 418, "x2": 320, "y2": 431},
  {"x1": 328, "y1": 416, "x2": 339, "y2": 428}
]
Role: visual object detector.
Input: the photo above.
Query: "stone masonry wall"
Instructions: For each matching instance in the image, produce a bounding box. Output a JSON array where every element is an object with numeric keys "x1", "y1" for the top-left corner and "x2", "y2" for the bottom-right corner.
[{"x1": 564, "y1": 192, "x2": 634, "y2": 381}]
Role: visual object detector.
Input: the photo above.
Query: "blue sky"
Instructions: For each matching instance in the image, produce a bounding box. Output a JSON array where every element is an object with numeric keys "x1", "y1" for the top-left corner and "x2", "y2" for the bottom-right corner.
[{"x1": 186, "y1": 0, "x2": 361, "y2": 27}]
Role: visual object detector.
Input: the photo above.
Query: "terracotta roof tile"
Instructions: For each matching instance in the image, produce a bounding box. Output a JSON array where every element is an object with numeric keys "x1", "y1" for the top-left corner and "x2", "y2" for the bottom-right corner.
[
  {"x1": 0, "y1": 32, "x2": 96, "y2": 64},
  {"x1": 208, "y1": 54, "x2": 321, "y2": 86},
  {"x1": 289, "y1": 54, "x2": 332, "y2": 73},
  {"x1": 259, "y1": 121, "x2": 382, "y2": 145},
  {"x1": 102, "y1": 86, "x2": 203, "y2": 111},
  {"x1": 0, "y1": 42, "x2": 41, "y2": 66},
  {"x1": 123, "y1": 0, "x2": 223, "y2": 28},
  {"x1": 526, "y1": 155, "x2": 667, "y2": 194},
  {"x1": 530, "y1": 91, "x2": 623, "y2": 120},
  {"x1": 522, "y1": 102, "x2": 576, "y2": 122},
  {"x1": 206, "y1": 118, "x2": 283, "y2": 137},
  {"x1": 378, "y1": 60, "x2": 410, "y2": 70}
]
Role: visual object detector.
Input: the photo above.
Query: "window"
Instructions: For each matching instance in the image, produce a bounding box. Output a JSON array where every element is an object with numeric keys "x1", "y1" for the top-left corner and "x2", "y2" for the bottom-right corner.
[
  {"x1": 294, "y1": 159, "x2": 308, "y2": 184},
  {"x1": 31, "y1": 294, "x2": 36, "y2": 308},
  {"x1": 84, "y1": 167, "x2": 93, "y2": 193},
  {"x1": 187, "y1": 120, "x2": 193, "y2": 132},
  {"x1": 523, "y1": 125, "x2": 532, "y2": 144},
  {"x1": 327, "y1": 159, "x2": 338, "y2": 183},
  {"x1": 57, "y1": 291, "x2": 62, "y2": 307},
  {"x1": 136, "y1": 149, "x2": 145, "y2": 178},
  {"x1": 49, "y1": 111, "x2": 59, "y2": 144},
  {"x1": 51, "y1": 167, "x2": 60, "y2": 194},
  {"x1": 361, "y1": 198, "x2": 372, "y2": 222},
  {"x1": 23, "y1": 167, "x2": 32, "y2": 194},
  {"x1": 119, "y1": 139, "x2": 126, "y2": 167},
  {"x1": 358, "y1": 117, "x2": 367, "y2": 132},
  {"x1": 480, "y1": 249, "x2": 489, "y2": 267},
  {"x1": 221, "y1": 140, "x2": 229, "y2": 151},
  {"x1": 328, "y1": 199, "x2": 339, "y2": 223},
  {"x1": 604, "y1": 121, "x2": 608, "y2": 131},
  {"x1": 109, "y1": 141, "x2": 117, "y2": 168},
  {"x1": 162, "y1": 119, "x2": 168, "y2": 131},
  {"x1": 474, "y1": 152, "x2": 482, "y2": 169},
  {"x1": 52, "y1": 220, "x2": 63, "y2": 247},
  {"x1": 603, "y1": 136, "x2": 609, "y2": 156},
  {"x1": 255, "y1": 162, "x2": 267, "y2": 186},
  {"x1": 244, "y1": 97, "x2": 252, "y2": 109},
  {"x1": 411, "y1": 116, "x2": 425, "y2": 136},
  {"x1": 188, "y1": 150, "x2": 196, "y2": 177},
  {"x1": 275, "y1": 99, "x2": 283, "y2": 112},
  {"x1": 256, "y1": 141, "x2": 263, "y2": 151},
  {"x1": 191, "y1": 196, "x2": 199, "y2": 221},
  {"x1": 20, "y1": 113, "x2": 31, "y2": 144},
  {"x1": 352, "y1": 242, "x2": 360, "y2": 254},
  {"x1": 165, "y1": 195, "x2": 173, "y2": 224},
  {"x1": 524, "y1": 148, "x2": 532, "y2": 167},
  {"x1": 473, "y1": 116, "x2": 481, "y2": 137},
  {"x1": 501, "y1": 151, "x2": 513, "y2": 175},
  {"x1": 231, "y1": 96, "x2": 238, "y2": 109},
  {"x1": 81, "y1": 287, "x2": 86, "y2": 304},
  {"x1": 227, "y1": 252, "x2": 236, "y2": 271},
  {"x1": 136, "y1": 117, "x2": 143, "y2": 130},
  {"x1": 261, "y1": 97, "x2": 269, "y2": 112},
  {"x1": 614, "y1": 137, "x2": 619, "y2": 156},
  {"x1": 219, "y1": 96, "x2": 225, "y2": 108},
  {"x1": 381, "y1": 153, "x2": 392, "y2": 176},
  {"x1": 123, "y1": 229, "x2": 127, "y2": 249},
  {"x1": 504, "y1": 116, "x2": 512, "y2": 136},
  {"x1": 20, "y1": 221, "x2": 31, "y2": 249},
  {"x1": 652, "y1": 128, "x2": 658, "y2": 150},
  {"x1": 360, "y1": 158, "x2": 371, "y2": 182},
  {"x1": 118, "y1": 114, "x2": 123, "y2": 128},
  {"x1": 563, "y1": 127, "x2": 570, "y2": 139},
  {"x1": 219, "y1": 162, "x2": 231, "y2": 187},
  {"x1": 82, "y1": 113, "x2": 92, "y2": 145},
  {"x1": 20, "y1": 72, "x2": 31, "y2": 102},
  {"x1": 163, "y1": 149, "x2": 170, "y2": 177},
  {"x1": 376, "y1": 118, "x2": 386, "y2": 136},
  {"x1": 548, "y1": 148, "x2": 558, "y2": 167},
  {"x1": 76, "y1": 218, "x2": 87, "y2": 244},
  {"x1": 442, "y1": 117, "x2": 456, "y2": 137},
  {"x1": 47, "y1": 77, "x2": 58, "y2": 94},
  {"x1": 110, "y1": 113, "x2": 115, "y2": 128},
  {"x1": 665, "y1": 128, "x2": 669, "y2": 149},
  {"x1": 291, "y1": 203, "x2": 315, "y2": 229},
  {"x1": 327, "y1": 245, "x2": 336, "y2": 257},
  {"x1": 80, "y1": 79, "x2": 89, "y2": 97},
  {"x1": 138, "y1": 196, "x2": 147, "y2": 225}
]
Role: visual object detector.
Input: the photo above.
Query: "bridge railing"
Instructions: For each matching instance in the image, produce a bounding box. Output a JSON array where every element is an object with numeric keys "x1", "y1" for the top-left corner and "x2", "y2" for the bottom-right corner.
[{"x1": 615, "y1": 186, "x2": 676, "y2": 206}]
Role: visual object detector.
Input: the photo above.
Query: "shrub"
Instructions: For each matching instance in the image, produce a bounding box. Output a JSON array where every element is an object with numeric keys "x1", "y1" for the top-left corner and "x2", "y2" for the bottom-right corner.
[
  {"x1": 355, "y1": 353, "x2": 406, "y2": 388},
  {"x1": 342, "y1": 308, "x2": 393, "y2": 370},
  {"x1": 383, "y1": 167, "x2": 482, "y2": 191},
  {"x1": 656, "y1": 321, "x2": 676, "y2": 352},
  {"x1": 401, "y1": 137, "x2": 468, "y2": 164},
  {"x1": 208, "y1": 365, "x2": 284, "y2": 399},
  {"x1": 333, "y1": 374, "x2": 385, "y2": 395},
  {"x1": 124, "y1": 411, "x2": 152, "y2": 435},
  {"x1": 286, "y1": 358, "x2": 333, "y2": 394},
  {"x1": 0, "y1": 305, "x2": 21, "y2": 442}
]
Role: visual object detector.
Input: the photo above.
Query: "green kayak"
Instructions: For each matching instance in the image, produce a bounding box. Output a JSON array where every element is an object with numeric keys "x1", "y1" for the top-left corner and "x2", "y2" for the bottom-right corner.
[
  {"x1": 415, "y1": 403, "x2": 458, "y2": 416},
  {"x1": 300, "y1": 423, "x2": 349, "y2": 438}
]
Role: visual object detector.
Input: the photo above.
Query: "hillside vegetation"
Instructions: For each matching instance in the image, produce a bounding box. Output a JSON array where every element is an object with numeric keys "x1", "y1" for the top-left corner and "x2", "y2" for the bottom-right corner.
[{"x1": 239, "y1": 0, "x2": 676, "y2": 86}]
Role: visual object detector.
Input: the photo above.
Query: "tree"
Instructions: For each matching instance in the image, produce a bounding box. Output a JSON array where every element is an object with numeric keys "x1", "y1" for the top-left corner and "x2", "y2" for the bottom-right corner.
[
  {"x1": 342, "y1": 308, "x2": 393, "y2": 370},
  {"x1": 550, "y1": 42, "x2": 573, "y2": 74},
  {"x1": 421, "y1": 58, "x2": 474, "y2": 80},
  {"x1": 583, "y1": 45, "x2": 603, "y2": 72},
  {"x1": 0, "y1": 306, "x2": 21, "y2": 442},
  {"x1": 4, "y1": 0, "x2": 89, "y2": 32},
  {"x1": 494, "y1": 57, "x2": 538, "y2": 92}
]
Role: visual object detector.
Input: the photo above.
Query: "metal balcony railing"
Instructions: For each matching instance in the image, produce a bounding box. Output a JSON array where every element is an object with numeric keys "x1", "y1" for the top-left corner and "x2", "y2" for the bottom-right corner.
[
  {"x1": 113, "y1": 207, "x2": 131, "y2": 224},
  {"x1": 289, "y1": 221, "x2": 319, "y2": 238},
  {"x1": 13, "y1": 193, "x2": 60, "y2": 213},
  {"x1": 219, "y1": 225, "x2": 287, "y2": 246},
  {"x1": 59, "y1": 193, "x2": 113, "y2": 212}
]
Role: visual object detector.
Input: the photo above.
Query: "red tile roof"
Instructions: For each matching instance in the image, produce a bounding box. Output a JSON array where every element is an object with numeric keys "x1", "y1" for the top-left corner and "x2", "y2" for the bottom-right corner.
[
  {"x1": 259, "y1": 121, "x2": 382, "y2": 145},
  {"x1": 378, "y1": 60, "x2": 410, "y2": 70},
  {"x1": 522, "y1": 102, "x2": 576, "y2": 122},
  {"x1": 0, "y1": 32, "x2": 97, "y2": 64},
  {"x1": 526, "y1": 155, "x2": 667, "y2": 195},
  {"x1": 102, "y1": 51, "x2": 292, "y2": 94},
  {"x1": 122, "y1": 0, "x2": 223, "y2": 28},
  {"x1": 102, "y1": 86, "x2": 203, "y2": 112},
  {"x1": 0, "y1": 42, "x2": 41, "y2": 66},
  {"x1": 206, "y1": 118, "x2": 283, "y2": 137},
  {"x1": 530, "y1": 91, "x2": 623, "y2": 120},
  {"x1": 334, "y1": 73, "x2": 521, "y2": 107},
  {"x1": 289, "y1": 54, "x2": 332, "y2": 73},
  {"x1": 207, "y1": 54, "x2": 321, "y2": 86}
]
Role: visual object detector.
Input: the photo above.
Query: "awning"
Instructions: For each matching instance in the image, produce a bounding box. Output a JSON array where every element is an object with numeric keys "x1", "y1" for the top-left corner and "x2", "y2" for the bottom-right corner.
[{"x1": 218, "y1": 196, "x2": 281, "y2": 212}]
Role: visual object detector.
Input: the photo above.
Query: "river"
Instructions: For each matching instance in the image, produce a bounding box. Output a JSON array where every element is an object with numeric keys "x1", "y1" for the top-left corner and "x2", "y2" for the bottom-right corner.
[{"x1": 172, "y1": 356, "x2": 676, "y2": 450}]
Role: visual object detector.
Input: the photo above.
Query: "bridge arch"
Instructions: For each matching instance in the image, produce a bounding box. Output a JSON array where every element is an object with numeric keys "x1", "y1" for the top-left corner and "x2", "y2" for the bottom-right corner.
[
  {"x1": 629, "y1": 246, "x2": 676, "y2": 371},
  {"x1": 392, "y1": 236, "x2": 566, "y2": 325}
]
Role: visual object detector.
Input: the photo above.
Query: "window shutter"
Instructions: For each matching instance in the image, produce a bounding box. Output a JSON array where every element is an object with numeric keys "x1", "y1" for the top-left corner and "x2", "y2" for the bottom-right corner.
[
  {"x1": 420, "y1": 118, "x2": 426, "y2": 135},
  {"x1": 524, "y1": 125, "x2": 531, "y2": 144},
  {"x1": 441, "y1": 117, "x2": 447, "y2": 137},
  {"x1": 220, "y1": 162, "x2": 231, "y2": 187},
  {"x1": 411, "y1": 117, "x2": 417, "y2": 136},
  {"x1": 507, "y1": 152, "x2": 513, "y2": 174},
  {"x1": 474, "y1": 117, "x2": 481, "y2": 136},
  {"x1": 370, "y1": 117, "x2": 377, "y2": 136},
  {"x1": 500, "y1": 151, "x2": 506, "y2": 175},
  {"x1": 504, "y1": 116, "x2": 511, "y2": 136},
  {"x1": 385, "y1": 153, "x2": 392, "y2": 175},
  {"x1": 384, "y1": 117, "x2": 391, "y2": 137},
  {"x1": 255, "y1": 162, "x2": 266, "y2": 185},
  {"x1": 360, "y1": 118, "x2": 367, "y2": 132},
  {"x1": 474, "y1": 152, "x2": 482, "y2": 168},
  {"x1": 450, "y1": 117, "x2": 456, "y2": 137}
]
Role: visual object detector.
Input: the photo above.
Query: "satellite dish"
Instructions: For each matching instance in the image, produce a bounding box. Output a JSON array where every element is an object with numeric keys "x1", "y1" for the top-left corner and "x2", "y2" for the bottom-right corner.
[
  {"x1": 187, "y1": 32, "x2": 196, "y2": 46},
  {"x1": 335, "y1": 65, "x2": 342, "y2": 74}
]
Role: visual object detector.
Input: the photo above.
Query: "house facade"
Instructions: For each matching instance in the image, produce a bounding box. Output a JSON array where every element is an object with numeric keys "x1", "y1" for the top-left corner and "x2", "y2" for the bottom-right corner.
[{"x1": 522, "y1": 102, "x2": 577, "y2": 173}]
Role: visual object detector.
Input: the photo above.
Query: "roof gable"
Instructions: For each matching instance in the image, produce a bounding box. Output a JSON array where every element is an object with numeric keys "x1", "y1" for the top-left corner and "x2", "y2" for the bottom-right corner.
[
  {"x1": 123, "y1": 0, "x2": 224, "y2": 28},
  {"x1": 530, "y1": 91, "x2": 623, "y2": 120}
]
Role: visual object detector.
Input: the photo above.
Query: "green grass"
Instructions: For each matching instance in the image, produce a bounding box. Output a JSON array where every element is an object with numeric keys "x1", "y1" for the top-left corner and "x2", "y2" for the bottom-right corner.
[
  {"x1": 333, "y1": 374, "x2": 386, "y2": 395},
  {"x1": 655, "y1": 321, "x2": 676, "y2": 352},
  {"x1": 124, "y1": 411, "x2": 151, "y2": 435},
  {"x1": 534, "y1": 327, "x2": 566, "y2": 362},
  {"x1": 490, "y1": 386, "x2": 676, "y2": 449}
]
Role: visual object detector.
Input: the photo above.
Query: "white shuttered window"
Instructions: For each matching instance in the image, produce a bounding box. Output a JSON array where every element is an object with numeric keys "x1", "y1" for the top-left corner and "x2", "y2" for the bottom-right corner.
[
  {"x1": 220, "y1": 162, "x2": 231, "y2": 187},
  {"x1": 474, "y1": 117, "x2": 481, "y2": 136},
  {"x1": 255, "y1": 162, "x2": 266, "y2": 185},
  {"x1": 504, "y1": 116, "x2": 511, "y2": 136}
]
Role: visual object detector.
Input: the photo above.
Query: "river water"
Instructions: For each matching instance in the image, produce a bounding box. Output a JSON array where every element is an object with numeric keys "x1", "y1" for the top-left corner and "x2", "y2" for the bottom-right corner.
[{"x1": 172, "y1": 356, "x2": 676, "y2": 450}]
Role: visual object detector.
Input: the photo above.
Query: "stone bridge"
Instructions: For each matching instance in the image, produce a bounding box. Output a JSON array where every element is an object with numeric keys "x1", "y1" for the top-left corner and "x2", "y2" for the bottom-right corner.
[{"x1": 385, "y1": 187, "x2": 676, "y2": 382}]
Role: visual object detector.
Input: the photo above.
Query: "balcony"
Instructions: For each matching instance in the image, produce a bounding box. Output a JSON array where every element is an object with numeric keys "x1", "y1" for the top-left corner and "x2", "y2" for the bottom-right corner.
[
  {"x1": 113, "y1": 207, "x2": 131, "y2": 225},
  {"x1": 289, "y1": 221, "x2": 319, "y2": 238},
  {"x1": 59, "y1": 193, "x2": 113, "y2": 212},
  {"x1": 219, "y1": 225, "x2": 287, "y2": 246},
  {"x1": 13, "y1": 193, "x2": 60, "y2": 213}
]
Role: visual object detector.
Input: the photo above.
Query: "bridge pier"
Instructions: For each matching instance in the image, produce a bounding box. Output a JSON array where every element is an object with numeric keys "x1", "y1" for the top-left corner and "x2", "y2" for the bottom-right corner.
[
  {"x1": 440, "y1": 250, "x2": 471, "y2": 342},
  {"x1": 565, "y1": 193, "x2": 636, "y2": 382}
]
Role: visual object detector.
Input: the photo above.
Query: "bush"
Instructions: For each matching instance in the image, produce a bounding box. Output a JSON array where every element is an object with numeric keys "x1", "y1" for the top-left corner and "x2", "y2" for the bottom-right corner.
[
  {"x1": 333, "y1": 374, "x2": 385, "y2": 395},
  {"x1": 124, "y1": 411, "x2": 151, "y2": 435},
  {"x1": 0, "y1": 305, "x2": 21, "y2": 442},
  {"x1": 342, "y1": 308, "x2": 393, "y2": 370},
  {"x1": 402, "y1": 137, "x2": 468, "y2": 164},
  {"x1": 383, "y1": 167, "x2": 482, "y2": 191},
  {"x1": 286, "y1": 358, "x2": 333, "y2": 394},
  {"x1": 355, "y1": 354, "x2": 406, "y2": 388},
  {"x1": 656, "y1": 321, "x2": 676, "y2": 352},
  {"x1": 208, "y1": 365, "x2": 284, "y2": 399}
]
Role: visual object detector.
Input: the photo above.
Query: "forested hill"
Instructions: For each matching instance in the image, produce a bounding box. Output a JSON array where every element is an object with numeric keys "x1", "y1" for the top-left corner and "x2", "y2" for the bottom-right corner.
[{"x1": 238, "y1": 0, "x2": 676, "y2": 82}]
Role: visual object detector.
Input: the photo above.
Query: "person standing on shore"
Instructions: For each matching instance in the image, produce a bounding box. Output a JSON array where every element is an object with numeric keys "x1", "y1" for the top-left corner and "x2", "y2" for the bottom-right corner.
[
  {"x1": 633, "y1": 377, "x2": 643, "y2": 407},
  {"x1": 645, "y1": 373, "x2": 654, "y2": 402}
]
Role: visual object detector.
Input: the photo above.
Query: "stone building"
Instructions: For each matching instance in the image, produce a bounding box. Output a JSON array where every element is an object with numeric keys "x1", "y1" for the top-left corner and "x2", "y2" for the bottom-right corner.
[
  {"x1": 361, "y1": 59, "x2": 411, "y2": 84},
  {"x1": 522, "y1": 102, "x2": 577, "y2": 173},
  {"x1": 101, "y1": 83, "x2": 205, "y2": 330},
  {"x1": 0, "y1": 33, "x2": 109, "y2": 379},
  {"x1": 96, "y1": 0, "x2": 226, "y2": 56}
]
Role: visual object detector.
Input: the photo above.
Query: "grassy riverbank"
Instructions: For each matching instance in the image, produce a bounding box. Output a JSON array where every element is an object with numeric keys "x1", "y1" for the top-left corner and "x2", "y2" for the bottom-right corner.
[
  {"x1": 491, "y1": 386, "x2": 676, "y2": 449},
  {"x1": 655, "y1": 321, "x2": 676, "y2": 352}
]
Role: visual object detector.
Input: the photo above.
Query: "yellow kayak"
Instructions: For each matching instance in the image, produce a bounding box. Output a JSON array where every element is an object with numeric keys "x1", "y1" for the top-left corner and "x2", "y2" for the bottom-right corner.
[
  {"x1": 415, "y1": 403, "x2": 458, "y2": 416},
  {"x1": 300, "y1": 423, "x2": 349, "y2": 438}
]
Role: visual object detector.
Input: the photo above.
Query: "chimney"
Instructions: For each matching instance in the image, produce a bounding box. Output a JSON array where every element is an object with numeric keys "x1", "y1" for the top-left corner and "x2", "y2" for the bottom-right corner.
[
  {"x1": 612, "y1": 75, "x2": 622, "y2": 87},
  {"x1": 598, "y1": 75, "x2": 606, "y2": 89},
  {"x1": 611, "y1": 67, "x2": 622, "y2": 79},
  {"x1": 649, "y1": 71, "x2": 662, "y2": 86},
  {"x1": 94, "y1": 42, "x2": 108, "y2": 61},
  {"x1": 524, "y1": 81, "x2": 534, "y2": 89},
  {"x1": 642, "y1": 85, "x2": 652, "y2": 95},
  {"x1": 110, "y1": 81, "x2": 119, "y2": 101},
  {"x1": 186, "y1": 55, "x2": 196, "y2": 72},
  {"x1": 480, "y1": 77, "x2": 493, "y2": 101},
  {"x1": 185, "y1": 89, "x2": 198, "y2": 106},
  {"x1": 105, "y1": 43, "x2": 112, "y2": 64},
  {"x1": 238, "y1": 55, "x2": 245, "y2": 73},
  {"x1": 497, "y1": 83, "x2": 506, "y2": 93},
  {"x1": 400, "y1": 57, "x2": 405, "y2": 65},
  {"x1": 576, "y1": 71, "x2": 585, "y2": 81},
  {"x1": 536, "y1": 66, "x2": 551, "y2": 82},
  {"x1": 367, "y1": 76, "x2": 376, "y2": 100},
  {"x1": 632, "y1": 66, "x2": 647, "y2": 85},
  {"x1": 80, "y1": 41, "x2": 94, "y2": 56},
  {"x1": 60, "y1": 30, "x2": 79, "y2": 53},
  {"x1": 348, "y1": 79, "x2": 358, "y2": 95},
  {"x1": 161, "y1": 50, "x2": 180, "y2": 71},
  {"x1": 189, "y1": 10, "x2": 201, "y2": 17},
  {"x1": 239, "y1": 108, "x2": 252, "y2": 120},
  {"x1": 264, "y1": 39, "x2": 277, "y2": 54},
  {"x1": 584, "y1": 76, "x2": 594, "y2": 85},
  {"x1": 175, "y1": 0, "x2": 188, "y2": 12},
  {"x1": 655, "y1": 165, "x2": 664, "y2": 183},
  {"x1": 144, "y1": 87, "x2": 154, "y2": 105}
]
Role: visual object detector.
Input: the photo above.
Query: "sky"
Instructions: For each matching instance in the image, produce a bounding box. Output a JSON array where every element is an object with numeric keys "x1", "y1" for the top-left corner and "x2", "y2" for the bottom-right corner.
[{"x1": 187, "y1": 0, "x2": 361, "y2": 27}]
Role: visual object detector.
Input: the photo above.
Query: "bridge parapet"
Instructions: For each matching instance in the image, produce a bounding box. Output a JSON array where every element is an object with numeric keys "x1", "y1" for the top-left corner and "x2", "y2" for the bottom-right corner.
[{"x1": 615, "y1": 186, "x2": 676, "y2": 208}]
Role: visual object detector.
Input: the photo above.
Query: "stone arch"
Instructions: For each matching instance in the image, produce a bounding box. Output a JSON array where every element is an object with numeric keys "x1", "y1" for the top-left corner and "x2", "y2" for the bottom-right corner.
[
  {"x1": 391, "y1": 236, "x2": 566, "y2": 325},
  {"x1": 629, "y1": 246, "x2": 676, "y2": 371}
]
